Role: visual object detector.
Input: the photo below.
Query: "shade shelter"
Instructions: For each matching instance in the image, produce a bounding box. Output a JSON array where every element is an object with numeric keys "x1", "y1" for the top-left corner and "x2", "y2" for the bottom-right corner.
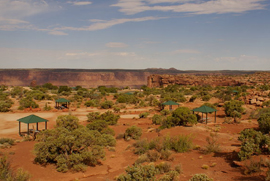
[
  {"x1": 192, "y1": 105, "x2": 217, "y2": 124},
  {"x1": 162, "y1": 100, "x2": 179, "y2": 111},
  {"x1": 17, "y1": 114, "x2": 48, "y2": 136},
  {"x1": 55, "y1": 98, "x2": 70, "y2": 109}
]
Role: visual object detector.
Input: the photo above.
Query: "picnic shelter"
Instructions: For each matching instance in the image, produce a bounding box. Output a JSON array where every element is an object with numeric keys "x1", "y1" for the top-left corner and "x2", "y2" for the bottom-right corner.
[
  {"x1": 55, "y1": 98, "x2": 70, "y2": 109},
  {"x1": 17, "y1": 114, "x2": 48, "y2": 136},
  {"x1": 192, "y1": 105, "x2": 217, "y2": 124},
  {"x1": 162, "y1": 100, "x2": 179, "y2": 111}
]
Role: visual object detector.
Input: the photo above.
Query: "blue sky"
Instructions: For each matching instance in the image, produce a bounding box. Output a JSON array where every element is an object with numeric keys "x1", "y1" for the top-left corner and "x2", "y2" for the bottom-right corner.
[{"x1": 0, "y1": 0, "x2": 269, "y2": 70}]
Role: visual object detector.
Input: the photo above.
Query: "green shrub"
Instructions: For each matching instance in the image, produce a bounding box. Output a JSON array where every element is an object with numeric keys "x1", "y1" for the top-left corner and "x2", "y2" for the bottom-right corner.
[
  {"x1": 238, "y1": 129, "x2": 270, "y2": 161},
  {"x1": 44, "y1": 103, "x2": 51, "y2": 111},
  {"x1": 160, "y1": 109, "x2": 170, "y2": 116},
  {"x1": 224, "y1": 100, "x2": 244, "y2": 118},
  {"x1": 189, "y1": 173, "x2": 213, "y2": 181},
  {"x1": 171, "y1": 107, "x2": 197, "y2": 126},
  {"x1": 204, "y1": 133, "x2": 220, "y2": 154},
  {"x1": 189, "y1": 95, "x2": 197, "y2": 102},
  {"x1": 18, "y1": 98, "x2": 39, "y2": 110},
  {"x1": 263, "y1": 100, "x2": 270, "y2": 107},
  {"x1": 100, "y1": 100, "x2": 114, "y2": 109},
  {"x1": 0, "y1": 138, "x2": 15, "y2": 148},
  {"x1": 146, "y1": 150, "x2": 161, "y2": 162},
  {"x1": 139, "y1": 112, "x2": 150, "y2": 118},
  {"x1": 34, "y1": 127, "x2": 106, "y2": 172},
  {"x1": 258, "y1": 112, "x2": 270, "y2": 134},
  {"x1": 152, "y1": 114, "x2": 163, "y2": 125},
  {"x1": 56, "y1": 115, "x2": 80, "y2": 131},
  {"x1": 86, "y1": 111, "x2": 119, "y2": 125},
  {"x1": 202, "y1": 95, "x2": 211, "y2": 101},
  {"x1": 124, "y1": 126, "x2": 142, "y2": 140},
  {"x1": 244, "y1": 158, "x2": 262, "y2": 175},
  {"x1": 84, "y1": 100, "x2": 99, "y2": 107},
  {"x1": 116, "y1": 164, "x2": 157, "y2": 181},
  {"x1": 0, "y1": 156, "x2": 31, "y2": 181},
  {"x1": 162, "y1": 134, "x2": 193, "y2": 153}
]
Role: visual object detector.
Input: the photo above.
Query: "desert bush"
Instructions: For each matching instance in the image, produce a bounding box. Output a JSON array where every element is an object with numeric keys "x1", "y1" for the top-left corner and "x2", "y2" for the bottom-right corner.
[
  {"x1": 146, "y1": 150, "x2": 161, "y2": 162},
  {"x1": 100, "y1": 100, "x2": 114, "y2": 109},
  {"x1": 87, "y1": 112, "x2": 101, "y2": 122},
  {"x1": 161, "y1": 92, "x2": 186, "y2": 103},
  {"x1": 202, "y1": 95, "x2": 211, "y2": 101},
  {"x1": 238, "y1": 129, "x2": 270, "y2": 161},
  {"x1": 139, "y1": 112, "x2": 150, "y2": 118},
  {"x1": 97, "y1": 86, "x2": 118, "y2": 93},
  {"x1": 116, "y1": 94, "x2": 139, "y2": 104},
  {"x1": 224, "y1": 100, "x2": 244, "y2": 119},
  {"x1": 116, "y1": 164, "x2": 157, "y2": 181},
  {"x1": 155, "y1": 162, "x2": 171, "y2": 174},
  {"x1": 34, "y1": 126, "x2": 107, "y2": 172},
  {"x1": 152, "y1": 114, "x2": 163, "y2": 125},
  {"x1": 244, "y1": 158, "x2": 262, "y2": 175},
  {"x1": 0, "y1": 101, "x2": 12, "y2": 112},
  {"x1": 162, "y1": 134, "x2": 193, "y2": 153},
  {"x1": 263, "y1": 100, "x2": 270, "y2": 107},
  {"x1": 124, "y1": 126, "x2": 142, "y2": 141},
  {"x1": 133, "y1": 134, "x2": 193, "y2": 155},
  {"x1": 113, "y1": 106, "x2": 121, "y2": 113},
  {"x1": 58, "y1": 86, "x2": 71, "y2": 94},
  {"x1": 189, "y1": 95, "x2": 197, "y2": 102},
  {"x1": 84, "y1": 100, "x2": 99, "y2": 107},
  {"x1": 0, "y1": 156, "x2": 31, "y2": 181},
  {"x1": 116, "y1": 163, "x2": 179, "y2": 181},
  {"x1": 44, "y1": 103, "x2": 52, "y2": 111},
  {"x1": 10, "y1": 86, "x2": 25, "y2": 98},
  {"x1": 86, "y1": 111, "x2": 119, "y2": 125},
  {"x1": 0, "y1": 138, "x2": 15, "y2": 148},
  {"x1": 171, "y1": 107, "x2": 197, "y2": 126},
  {"x1": 204, "y1": 132, "x2": 220, "y2": 154},
  {"x1": 56, "y1": 115, "x2": 80, "y2": 131},
  {"x1": 135, "y1": 154, "x2": 150, "y2": 164},
  {"x1": 189, "y1": 173, "x2": 213, "y2": 181},
  {"x1": 42, "y1": 83, "x2": 58, "y2": 90},
  {"x1": 160, "y1": 109, "x2": 170, "y2": 116},
  {"x1": 18, "y1": 98, "x2": 39, "y2": 110},
  {"x1": 258, "y1": 112, "x2": 270, "y2": 134}
]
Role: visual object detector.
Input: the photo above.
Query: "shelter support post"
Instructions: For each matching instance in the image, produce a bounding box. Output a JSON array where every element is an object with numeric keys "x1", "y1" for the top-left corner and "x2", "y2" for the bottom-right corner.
[
  {"x1": 206, "y1": 113, "x2": 208, "y2": 124},
  {"x1": 36, "y1": 122, "x2": 39, "y2": 131},
  {"x1": 19, "y1": 122, "x2": 21, "y2": 136},
  {"x1": 215, "y1": 111, "x2": 216, "y2": 123},
  {"x1": 45, "y1": 122, "x2": 47, "y2": 130},
  {"x1": 27, "y1": 123, "x2": 29, "y2": 135}
]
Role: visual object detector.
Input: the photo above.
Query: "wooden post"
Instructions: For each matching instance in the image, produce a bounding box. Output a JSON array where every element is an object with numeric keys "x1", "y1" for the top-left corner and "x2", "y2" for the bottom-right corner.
[
  {"x1": 45, "y1": 121, "x2": 47, "y2": 130},
  {"x1": 36, "y1": 122, "x2": 39, "y2": 131},
  {"x1": 215, "y1": 111, "x2": 216, "y2": 123},
  {"x1": 206, "y1": 113, "x2": 208, "y2": 124},
  {"x1": 27, "y1": 123, "x2": 29, "y2": 135},
  {"x1": 19, "y1": 122, "x2": 21, "y2": 136}
]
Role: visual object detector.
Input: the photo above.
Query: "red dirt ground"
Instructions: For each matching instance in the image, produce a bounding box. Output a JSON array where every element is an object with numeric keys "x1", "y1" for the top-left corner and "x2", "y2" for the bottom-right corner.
[{"x1": 0, "y1": 98, "x2": 267, "y2": 181}]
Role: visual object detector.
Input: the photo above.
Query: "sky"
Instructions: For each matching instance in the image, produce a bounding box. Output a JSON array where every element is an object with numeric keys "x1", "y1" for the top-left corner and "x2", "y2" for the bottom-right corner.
[{"x1": 0, "y1": 0, "x2": 269, "y2": 70}]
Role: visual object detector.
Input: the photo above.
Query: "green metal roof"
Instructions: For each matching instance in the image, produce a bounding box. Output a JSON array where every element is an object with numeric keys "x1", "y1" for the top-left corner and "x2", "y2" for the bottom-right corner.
[
  {"x1": 192, "y1": 105, "x2": 217, "y2": 113},
  {"x1": 162, "y1": 100, "x2": 179, "y2": 105},
  {"x1": 17, "y1": 114, "x2": 48, "y2": 124},
  {"x1": 55, "y1": 98, "x2": 70, "y2": 103}
]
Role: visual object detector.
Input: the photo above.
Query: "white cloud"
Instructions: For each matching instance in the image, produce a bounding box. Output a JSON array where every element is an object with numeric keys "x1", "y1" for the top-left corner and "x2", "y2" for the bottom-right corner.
[
  {"x1": 106, "y1": 42, "x2": 128, "y2": 48},
  {"x1": 112, "y1": 0, "x2": 266, "y2": 15},
  {"x1": 67, "y1": 1, "x2": 92, "y2": 6},
  {"x1": 48, "y1": 31, "x2": 68, "y2": 36},
  {"x1": 55, "y1": 16, "x2": 166, "y2": 31},
  {"x1": 0, "y1": 0, "x2": 49, "y2": 19},
  {"x1": 173, "y1": 49, "x2": 200, "y2": 54}
]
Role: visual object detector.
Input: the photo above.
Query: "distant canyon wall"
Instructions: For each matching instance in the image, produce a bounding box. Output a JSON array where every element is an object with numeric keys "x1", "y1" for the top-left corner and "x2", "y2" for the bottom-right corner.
[
  {"x1": 147, "y1": 73, "x2": 270, "y2": 88},
  {"x1": 0, "y1": 69, "x2": 151, "y2": 88}
]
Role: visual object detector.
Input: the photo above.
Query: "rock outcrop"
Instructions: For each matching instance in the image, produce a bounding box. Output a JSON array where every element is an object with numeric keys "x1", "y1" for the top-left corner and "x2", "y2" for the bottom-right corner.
[{"x1": 147, "y1": 72, "x2": 270, "y2": 88}]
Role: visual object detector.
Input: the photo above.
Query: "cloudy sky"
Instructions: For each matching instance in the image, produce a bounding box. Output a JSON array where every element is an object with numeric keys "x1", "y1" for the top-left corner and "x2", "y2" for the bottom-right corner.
[{"x1": 0, "y1": 0, "x2": 269, "y2": 70}]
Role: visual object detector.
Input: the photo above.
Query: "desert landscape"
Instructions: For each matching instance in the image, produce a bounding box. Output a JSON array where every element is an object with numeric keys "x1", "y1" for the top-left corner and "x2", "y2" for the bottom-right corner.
[{"x1": 0, "y1": 72, "x2": 270, "y2": 181}]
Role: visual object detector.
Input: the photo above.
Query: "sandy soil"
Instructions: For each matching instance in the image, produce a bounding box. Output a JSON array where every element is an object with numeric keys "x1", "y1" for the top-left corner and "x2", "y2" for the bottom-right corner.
[{"x1": 0, "y1": 97, "x2": 265, "y2": 181}]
